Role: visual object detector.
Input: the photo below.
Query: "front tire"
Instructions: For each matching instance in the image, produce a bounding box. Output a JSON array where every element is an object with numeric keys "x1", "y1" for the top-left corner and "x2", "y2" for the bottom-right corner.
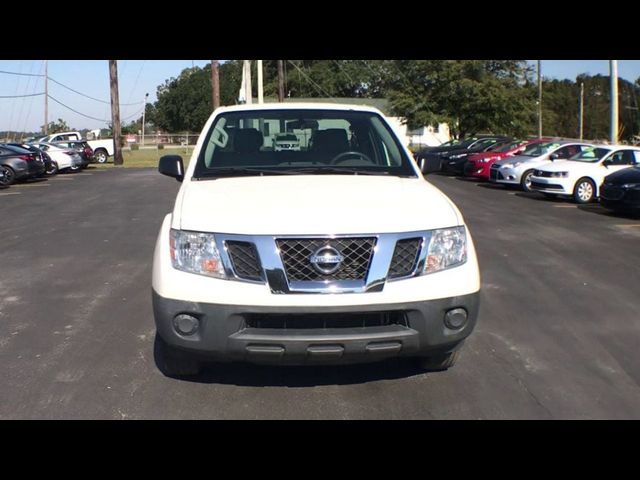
[
  {"x1": 416, "y1": 350, "x2": 460, "y2": 372},
  {"x1": 46, "y1": 161, "x2": 59, "y2": 176},
  {"x1": 520, "y1": 169, "x2": 535, "y2": 192},
  {"x1": 94, "y1": 149, "x2": 108, "y2": 164},
  {"x1": 154, "y1": 334, "x2": 202, "y2": 377},
  {"x1": 573, "y1": 177, "x2": 596, "y2": 204},
  {"x1": 0, "y1": 166, "x2": 16, "y2": 186}
]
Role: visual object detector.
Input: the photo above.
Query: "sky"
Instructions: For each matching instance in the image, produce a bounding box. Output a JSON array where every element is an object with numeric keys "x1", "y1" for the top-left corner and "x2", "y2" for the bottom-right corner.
[{"x1": 1, "y1": 60, "x2": 638, "y2": 133}]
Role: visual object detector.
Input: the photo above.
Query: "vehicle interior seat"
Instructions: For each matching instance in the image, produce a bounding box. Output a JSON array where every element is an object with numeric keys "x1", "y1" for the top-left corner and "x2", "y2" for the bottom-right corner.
[{"x1": 310, "y1": 129, "x2": 350, "y2": 155}]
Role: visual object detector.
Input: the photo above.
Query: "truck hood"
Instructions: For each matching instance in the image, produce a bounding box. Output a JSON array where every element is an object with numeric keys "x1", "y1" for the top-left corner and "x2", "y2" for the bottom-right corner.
[{"x1": 176, "y1": 175, "x2": 461, "y2": 235}]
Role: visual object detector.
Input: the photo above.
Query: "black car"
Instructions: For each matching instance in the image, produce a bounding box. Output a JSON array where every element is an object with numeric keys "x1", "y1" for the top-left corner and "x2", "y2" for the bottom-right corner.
[
  {"x1": 0, "y1": 144, "x2": 45, "y2": 185},
  {"x1": 416, "y1": 135, "x2": 510, "y2": 174},
  {"x1": 600, "y1": 166, "x2": 640, "y2": 215},
  {"x1": 441, "y1": 137, "x2": 513, "y2": 176},
  {"x1": 6, "y1": 143, "x2": 57, "y2": 176}
]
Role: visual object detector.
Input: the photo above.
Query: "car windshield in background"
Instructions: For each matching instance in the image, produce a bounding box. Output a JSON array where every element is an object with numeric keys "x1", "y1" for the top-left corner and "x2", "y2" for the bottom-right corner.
[
  {"x1": 493, "y1": 141, "x2": 524, "y2": 153},
  {"x1": 194, "y1": 109, "x2": 417, "y2": 178},
  {"x1": 521, "y1": 142, "x2": 561, "y2": 157},
  {"x1": 569, "y1": 147, "x2": 611, "y2": 162}
]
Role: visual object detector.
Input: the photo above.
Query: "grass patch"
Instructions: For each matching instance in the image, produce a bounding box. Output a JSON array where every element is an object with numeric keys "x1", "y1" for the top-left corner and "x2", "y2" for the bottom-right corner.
[{"x1": 93, "y1": 146, "x2": 195, "y2": 169}]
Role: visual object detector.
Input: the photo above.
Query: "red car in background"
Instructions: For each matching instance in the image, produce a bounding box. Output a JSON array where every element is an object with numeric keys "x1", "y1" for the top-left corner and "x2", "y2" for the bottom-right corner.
[{"x1": 464, "y1": 138, "x2": 551, "y2": 180}]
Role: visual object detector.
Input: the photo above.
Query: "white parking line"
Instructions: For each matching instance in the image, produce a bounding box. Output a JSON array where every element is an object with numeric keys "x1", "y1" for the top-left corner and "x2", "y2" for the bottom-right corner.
[
  {"x1": 50, "y1": 177, "x2": 75, "y2": 180},
  {"x1": 14, "y1": 183, "x2": 50, "y2": 187},
  {"x1": 0, "y1": 192, "x2": 21, "y2": 196},
  {"x1": 615, "y1": 224, "x2": 640, "y2": 229},
  {"x1": 553, "y1": 205, "x2": 576, "y2": 208}
]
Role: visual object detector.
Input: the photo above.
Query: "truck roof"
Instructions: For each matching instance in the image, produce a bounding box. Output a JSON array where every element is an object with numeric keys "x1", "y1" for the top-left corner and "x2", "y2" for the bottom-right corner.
[{"x1": 214, "y1": 102, "x2": 386, "y2": 115}]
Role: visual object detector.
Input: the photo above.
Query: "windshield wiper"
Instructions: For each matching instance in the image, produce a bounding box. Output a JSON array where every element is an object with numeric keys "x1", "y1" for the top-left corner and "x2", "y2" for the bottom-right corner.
[
  {"x1": 196, "y1": 167, "x2": 300, "y2": 178},
  {"x1": 281, "y1": 166, "x2": 391, "y2": 176}
]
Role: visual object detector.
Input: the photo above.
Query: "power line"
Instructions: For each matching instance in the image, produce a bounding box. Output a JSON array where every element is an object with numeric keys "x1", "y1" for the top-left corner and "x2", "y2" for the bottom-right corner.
[
  {"x1": 48, "y1": 76, "x2": 141, "y2": 106},
  {"x1": 286, "y1": 60, "x2": 336, "y2": 100},
  {"x1": 0, "y1": 92, "x2": 44, "y2": 98},
  {"x1": 48, "y1": 94, "x2": 143, "y2": 124},
  {"x1": 0, "y1": 69, "x2": 44, "y2": 77}
]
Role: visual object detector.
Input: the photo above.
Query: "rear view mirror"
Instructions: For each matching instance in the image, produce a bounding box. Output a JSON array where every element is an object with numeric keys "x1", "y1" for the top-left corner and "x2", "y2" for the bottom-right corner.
[{"x1": 159, "y1": 155, "x2": 184, "y2": 182}]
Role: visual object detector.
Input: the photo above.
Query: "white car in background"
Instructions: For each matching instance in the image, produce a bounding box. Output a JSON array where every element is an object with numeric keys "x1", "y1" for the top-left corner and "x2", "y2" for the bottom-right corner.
[
  {"x1": 490, "y1": 140, "x2": 592, "y2": 191},
  {"x1": 272, "y1": 133, "x2": 301, "y2": 151},
  {"x1": 530, "y1": 145, "x2": 640, "y2": 203},
  {"x1": 31, "y1": 143, "x2": 83, "y2": 173}
]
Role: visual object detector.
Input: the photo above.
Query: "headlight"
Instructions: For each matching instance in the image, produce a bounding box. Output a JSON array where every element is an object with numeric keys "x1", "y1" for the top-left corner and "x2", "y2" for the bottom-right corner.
[
  {"x1": 423, "y1": 226, "x2": 467, "y2": 274},
  {"x1": 549, "y1": 171, "x2": 569, "y2": 178},
  {"x1": 170, "y1": 229, "x2": 226, "y2": 278},
  {"x1": 622, "y1": 183, "x2": 640, "y2": 189},
  {"x1": 449, "y1": 153, "x2": 467, "y2": 159}
]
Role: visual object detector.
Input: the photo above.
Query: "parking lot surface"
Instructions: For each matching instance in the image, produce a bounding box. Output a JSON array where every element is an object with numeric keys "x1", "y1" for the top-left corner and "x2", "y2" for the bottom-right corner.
[{"x1": 1, "y1": 168, "x2": 639, "y2": 419}]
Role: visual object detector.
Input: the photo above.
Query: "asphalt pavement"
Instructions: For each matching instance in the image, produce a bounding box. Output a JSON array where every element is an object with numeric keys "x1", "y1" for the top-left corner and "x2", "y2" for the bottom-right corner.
[{"x1": 1, "y1": 168, "x2": 639, "y2": 419}]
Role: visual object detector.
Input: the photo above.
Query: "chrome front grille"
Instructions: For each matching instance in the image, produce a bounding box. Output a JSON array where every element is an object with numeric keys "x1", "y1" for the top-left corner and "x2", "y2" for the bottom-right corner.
[
  {"x1": 388, "y1": 238, "x2": 421, "y2": 278},
  {"x1": 226, "y1": 240, "x2": 262, "y2": 281},
  {"x1": 276, "y1": 237, "x2": 376, "y2": 282}
]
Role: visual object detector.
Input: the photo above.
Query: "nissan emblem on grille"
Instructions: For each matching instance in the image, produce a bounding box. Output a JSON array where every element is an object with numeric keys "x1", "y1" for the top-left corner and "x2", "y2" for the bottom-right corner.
[{"x1": 309, "y1": 246, "x2": 344, "y2": 274}]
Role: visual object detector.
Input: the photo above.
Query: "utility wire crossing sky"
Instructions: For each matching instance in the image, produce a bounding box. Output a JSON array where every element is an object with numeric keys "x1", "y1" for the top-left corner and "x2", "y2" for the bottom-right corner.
[{"x1": 0, "y1": 60, "x2": 638, "y2": 133}]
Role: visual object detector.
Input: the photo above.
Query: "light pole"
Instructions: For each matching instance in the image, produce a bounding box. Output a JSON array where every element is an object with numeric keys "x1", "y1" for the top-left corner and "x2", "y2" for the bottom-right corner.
[{"x1": 142, "y1": 92, "x2": 149, "y2": 146}]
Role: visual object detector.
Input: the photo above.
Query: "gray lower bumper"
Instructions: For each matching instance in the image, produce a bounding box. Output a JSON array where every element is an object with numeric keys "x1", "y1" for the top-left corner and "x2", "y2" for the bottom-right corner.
[{"x1": 152, "y1": 290, "x2": 480, "y2": 365}]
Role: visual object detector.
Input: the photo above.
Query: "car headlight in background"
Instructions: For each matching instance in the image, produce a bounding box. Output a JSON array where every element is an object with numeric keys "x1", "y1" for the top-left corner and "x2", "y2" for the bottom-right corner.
[
  {"x1": 449, "y1": 154, "x2": 467, "y2": 159},
  {"x1": 423, "y1": 226, "x2": 467, "y2": 274},
  {"x1": 622, "y1": 183, "x2": 640, "y2": 189},
  {"x1": 170, "y1": 229, "x2": 226, "y2": 278}
]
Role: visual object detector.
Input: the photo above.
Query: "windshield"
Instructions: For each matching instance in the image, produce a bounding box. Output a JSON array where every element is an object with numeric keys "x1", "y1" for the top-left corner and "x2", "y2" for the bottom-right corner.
[
  {"x1": 568, "y1": 147, "x2": 611, "y2": 163},
  {"x1": 521, "y1": 141, "x2": 561, "y2": 157},
  {"x1": 492, "y1": 140, "x2": 525, "y2": 153},
  {"x1": 194, "y1": 109, "x2": 417, "y2": 178}
]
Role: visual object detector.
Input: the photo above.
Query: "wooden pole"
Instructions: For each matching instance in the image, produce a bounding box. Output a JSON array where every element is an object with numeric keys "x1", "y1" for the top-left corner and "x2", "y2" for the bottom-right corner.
[
  {"x1": 277, "y1": 60, "x2": 285, "y2": 102},
  {"x1": 109, "y1": 60, "x2": 124, "y2": 166},
  {"x1": 44, "y1": 60, "x2": 48, "y2": 134},
  {"x1": 212, "y1": 60, "x2": 220, "y2": 110}
]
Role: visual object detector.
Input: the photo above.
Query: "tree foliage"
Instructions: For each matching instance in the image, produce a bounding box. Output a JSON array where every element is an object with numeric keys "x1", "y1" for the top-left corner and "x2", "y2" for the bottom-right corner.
[
  {"x1": 41, "y1": 118, "x2": 71, "y2": 134},
  {"x1": 149, "y1": 60, "x2": 640, "y2": 142}
]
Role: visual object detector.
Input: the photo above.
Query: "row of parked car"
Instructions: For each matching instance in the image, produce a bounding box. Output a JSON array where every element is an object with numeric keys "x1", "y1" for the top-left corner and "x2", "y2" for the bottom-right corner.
[
  {"x1": 415, "y1": 135, "x2": 640, "y2": 215},
  {"x1": 0, "y1": 140, "x2": 96, "y2": 187}
]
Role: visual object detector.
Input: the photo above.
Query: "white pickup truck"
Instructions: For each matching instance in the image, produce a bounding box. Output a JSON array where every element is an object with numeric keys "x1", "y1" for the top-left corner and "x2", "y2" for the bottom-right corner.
[
  {"x1": 152, "y1": 103, "x2": 481, "y2": 377},
  {"x1": 37, "y1": 131, "x2": 115, "y2": 163}
]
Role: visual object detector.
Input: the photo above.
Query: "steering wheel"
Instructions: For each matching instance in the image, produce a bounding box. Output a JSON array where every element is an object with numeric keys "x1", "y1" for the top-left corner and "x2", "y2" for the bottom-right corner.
[{"x1": 329, "y1": 151, "x2": 374, "y2": 165}]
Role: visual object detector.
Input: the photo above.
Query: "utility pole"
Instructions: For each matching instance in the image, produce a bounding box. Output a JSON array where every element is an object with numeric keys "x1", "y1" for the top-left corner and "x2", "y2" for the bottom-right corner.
[
  {"x1": 244, "y1": 60, "x2": 253, "y2": 105},
  {"x1": 537, "y1": 60, "x2": 542, "y2": 139},
  {"x1": 142, "y1": 92, "x2": 149, "y2": 146},
  {"x1": 579, "y1": 82, "x2": 584, "y2": 140},
  {"x1": 277, "y1": 60, "x2": 285, "y2": 102},
  {"x1": 44, "y1": 60, "x2": 48, "y2": 134},
  {"x1": 109, "y1": 60, "x2": 124, "y2": 166},
  {"x1": 211, "y1": 60, "x2": 220, "y2": 110},
  {"x1": 257, "y1": 60, "x2": 264, "y2": 104},
  {"x1": 610, "y1": 60, "x2": 619, "y2": 144}
]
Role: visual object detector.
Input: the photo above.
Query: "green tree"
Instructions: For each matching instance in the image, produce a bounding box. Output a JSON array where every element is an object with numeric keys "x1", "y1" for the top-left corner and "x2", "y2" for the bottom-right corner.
[
  {"x1": 41, "y1": 118, "x2": 70, "y2": 134},
  {"x1": 386, "y1": 60, "x2": 536, "y2": 138}
]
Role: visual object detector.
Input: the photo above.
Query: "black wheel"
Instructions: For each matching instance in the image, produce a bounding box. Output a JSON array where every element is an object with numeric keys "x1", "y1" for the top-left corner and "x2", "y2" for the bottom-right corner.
[
  {"x1": 520, "y1": 169, "x2": 535, "y2": 192},
  {"x1": 46, "y1": 161, "x2": 59, "y2": 176},
  {"x1": 154, "y1": 334, "x2": 201, "y2": 377},
  {"x1": 416, "y1": 350, "x2": 460, "y2": 372},
  {"x1": 94, "y1": 149, "x2": 108, "y2": 164},
  {"x1": 0, "y1": 166, "x2": 16, "y2": 186},
  {"x1": 573, "y1": 177, "x2": 595, "y2": 204}
]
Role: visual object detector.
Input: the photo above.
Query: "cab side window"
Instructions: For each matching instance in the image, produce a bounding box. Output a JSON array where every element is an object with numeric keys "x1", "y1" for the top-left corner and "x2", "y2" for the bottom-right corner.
[
  {"x1": 608, "y1": 150, "x2": 634, "y2": 165},
  {"x1": 556, "y1": 145, "x2": 582, "y2": 159}
]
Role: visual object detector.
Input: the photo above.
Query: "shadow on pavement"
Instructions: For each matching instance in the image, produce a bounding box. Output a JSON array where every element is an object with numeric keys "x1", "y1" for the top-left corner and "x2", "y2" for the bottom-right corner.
[
  {"x1": 187, "y1": 359, "x2": 427, "y2": 387},
  {"x1": 577, "y1": 204, "x2": 640, "y2": 219}
]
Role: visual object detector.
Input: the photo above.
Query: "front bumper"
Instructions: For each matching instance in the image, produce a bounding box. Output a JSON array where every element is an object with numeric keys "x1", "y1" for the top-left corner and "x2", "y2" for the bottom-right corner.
[
  {"x1": 492, "y1": 166, "x2": 521, "y2": 185},
  {"x1": 600, "y1": 185, "x2": 640, "y2": 211},
  {"x1": 529, "y1": 177, "x2": 572, "y2": 195},
  {"x1": 153, "y1": 289, "x2": 480, "y2": 365}
]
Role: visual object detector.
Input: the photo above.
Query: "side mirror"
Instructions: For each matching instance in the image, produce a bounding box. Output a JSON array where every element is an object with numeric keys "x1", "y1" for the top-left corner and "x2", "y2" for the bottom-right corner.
[
  {"x1": 602, "y1": 159, "x2": 612, "y2": 168},
  {"x1": 418, "y1": 156, "x2": 441, "y2": 174},
  {"x1": 549, "y1": 153, "x2": 559, "y2": 161},
  {"x1": 159, "y1": 155, "x2": 184, "y2": 182}
]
